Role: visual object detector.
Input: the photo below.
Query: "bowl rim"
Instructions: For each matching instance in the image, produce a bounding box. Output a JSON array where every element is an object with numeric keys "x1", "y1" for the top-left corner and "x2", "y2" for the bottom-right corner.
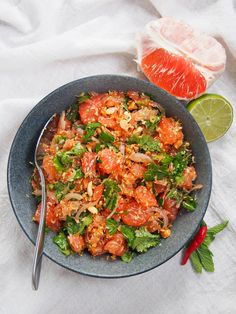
[{"x1": 7, "y1": 74, "x2": 212, "y2": 278}]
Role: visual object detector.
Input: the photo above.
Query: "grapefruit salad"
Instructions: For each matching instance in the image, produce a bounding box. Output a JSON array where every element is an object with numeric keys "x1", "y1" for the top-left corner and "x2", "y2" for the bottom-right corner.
[{"x1": 31, "y1": 91, "x2": 202, "y2": 262}]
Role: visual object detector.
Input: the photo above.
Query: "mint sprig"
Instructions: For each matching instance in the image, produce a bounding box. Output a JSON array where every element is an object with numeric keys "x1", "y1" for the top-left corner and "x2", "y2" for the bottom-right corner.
[{"x1": 190, "y1": 221, "x2": 228, "y2": 273}]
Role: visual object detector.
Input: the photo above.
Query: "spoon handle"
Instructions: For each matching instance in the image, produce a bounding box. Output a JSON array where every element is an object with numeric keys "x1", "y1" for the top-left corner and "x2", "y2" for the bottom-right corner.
[{"x1": 32, "y1": 166, "x2": 46, "y2": 290}]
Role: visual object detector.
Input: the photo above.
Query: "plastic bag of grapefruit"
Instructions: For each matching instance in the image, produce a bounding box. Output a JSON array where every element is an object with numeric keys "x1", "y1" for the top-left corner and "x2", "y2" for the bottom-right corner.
[{"x1": 136, "y1": 17, "x2": 226, "y2": 100}]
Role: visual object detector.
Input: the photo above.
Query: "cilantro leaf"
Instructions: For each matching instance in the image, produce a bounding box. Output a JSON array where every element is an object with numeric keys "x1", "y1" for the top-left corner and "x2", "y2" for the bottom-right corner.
[
  {"x1": 197, "y1": 245, "x2": 214, "y2": 272},
  {"x1": 121, "y1": 251, "x2": 134, "y2": 263},
  {"x1": 82, "y1": 122, "x2": 101, "y2": 143},
  {"x1": 127, "y1": 135, "x2": 160, "y2": 152},
  {"x1": 120, "y1": 225, "x2": 136, "y2": 247},
  {"x1": 99, "y1": 131, "x2": 115, "y2": 144},
  {"x1": 190, "y1": 251, "x2": 202, "y2": 273},
  {"x1": 49, "y1": 182, "x2": 75, "y2": 201},
  {"x1": 103, "y1": 179, "x2": 121, "y2": 211},
  {"x1": 171, "y1": 150, "x2": 191, "y2": 180},
  {"x1": 64, "y1": 214, "x2": 93, "y2": 235},
  {"x1": 53, "y1": 151, "x2": 73, "y2": 173},
  {"x1": 53, "y1": 231, "x2": 71, "y2": 256},
  {"x1": 139, "y1": 135, "x2": 160, "y2": 152},
  {"x1": 106, "y1": 219, "x2": 118, "y2": 235},
  {"x1": 144, "y1": 163, "x2": 169, "y2": 181},
  {"x1": 145, "y1": 116, "x2": 161, "y2": 133},
  {"x1": 131, "y1": 227, "x2": 160, "y2": 253}
]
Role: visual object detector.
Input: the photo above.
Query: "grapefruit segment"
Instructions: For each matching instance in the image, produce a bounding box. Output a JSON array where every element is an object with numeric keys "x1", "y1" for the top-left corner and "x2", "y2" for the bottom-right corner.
[{"x1": 141, "y1": 48, "x2": 207, "y2": 99}]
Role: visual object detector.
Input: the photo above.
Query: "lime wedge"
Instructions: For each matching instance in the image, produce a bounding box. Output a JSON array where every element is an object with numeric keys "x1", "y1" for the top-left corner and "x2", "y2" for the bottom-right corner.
[{"x1": 187, "y1": 94, "x2": 233, "y2": 142}]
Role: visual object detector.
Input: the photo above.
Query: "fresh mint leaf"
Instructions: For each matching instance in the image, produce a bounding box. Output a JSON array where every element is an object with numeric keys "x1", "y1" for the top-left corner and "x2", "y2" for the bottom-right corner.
[
  {"x1": 197, "y1": 245, "x2": 214, "y2": 272},
  {"x1": 53, "y1": 231, "x2": 71, "y2": 256},
  {"x1": 121, "y1": 251, "x2": 134, "y2": 263},
  {"x1": 106, "y1": 219, "x2": 118, "y2": 235},
  {"x1": 132, "y1": 227, "x2": 160, "y2": 253},
  {"x1": 202, "y1": 221, "x2": 228, "y2": 247},
  {"x1": 120, "y1": 225, "x2": 136, "y2": 247},
  {"x1": 207, "y1": 221, "x2": 228, "y2": 236},
  {"x1": 190, "y1": 251, "x2": 202, "y2": 273},
  {"x1": 82, "y1": 122, "x2": 101, "y2": 143},
  {"x1": 103, "y1": 179, "x2": 121, "y2": 211}
]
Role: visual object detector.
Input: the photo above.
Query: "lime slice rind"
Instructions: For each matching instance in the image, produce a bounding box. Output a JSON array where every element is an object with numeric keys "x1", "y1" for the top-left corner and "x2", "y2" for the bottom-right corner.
[{"x1": 187, "y1": 94, "x2": 233, "y2": 143}]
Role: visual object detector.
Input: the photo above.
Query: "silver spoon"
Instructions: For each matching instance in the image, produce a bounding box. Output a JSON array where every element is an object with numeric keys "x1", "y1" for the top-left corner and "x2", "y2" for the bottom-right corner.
[{"x1": 32, "y1": 114, "x2": 56, "y2": 290}]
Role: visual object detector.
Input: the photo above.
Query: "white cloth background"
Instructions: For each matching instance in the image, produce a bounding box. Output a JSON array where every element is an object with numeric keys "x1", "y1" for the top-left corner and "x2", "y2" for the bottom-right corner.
[{"x1": 0, "y1": 1, "x2": 236, "y2": 313}]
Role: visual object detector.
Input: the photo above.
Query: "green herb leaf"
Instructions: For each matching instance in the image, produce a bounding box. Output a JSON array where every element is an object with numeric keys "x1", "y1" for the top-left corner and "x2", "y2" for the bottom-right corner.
[
  {"x1": 120, "y1": 225, "x2": 136, "y2": 247},
  {"x1": 127, "y1": 135, "x2": 160, "y2": 152},
  {"x1": 121, "y1": 251, "x2": 134, "y2": 263},
  {"x1": 53, "y1": 151, "x2": 73, "y2": 172},
  {"x1": 66, "y1": 103, "x2": 79, "y2": 122},
  {"x1": 144, "y1": 163, "x2": 169, "y2": 181},
  {"x1": 74, "y1": 168, "x2": 84, "y2": 180},
  {"x1": 131, "y1": 227, "x2": 160, "y2": 253},
  {"x1": 69, "y1": 142, "x2": 87, "y2": 157},
  {"x1": 82, "y1": 122, "x2": 101, "y2": 143},
  {"x1": 190, "y1": 251, "x2": 202, "y2": 273},
  {"x1": 203, "y1": 220, "x2": 228, "y2": 247},
  {"x1": 182, "y1": 195, "x2": 197, "y2": 212},
  {"x1": 171, "y1": 150, "x2": 191, "y2": 180},
  {"x1": 106, "y1": 219, "x2": 119, "y2": 235},
  {"x1": 197, "y1": 245, "x2": 214, "y2": 272},
  {"x1": 77, "y1": 93, "x2": 91, "y2": 104},
  {"x1": 64, "y1": 213, "x2": 93, "y2": 235},
  {"x1": 167, "y1": 188, "x2": 183, "y2": 204},
  {"x1": 145, "y1": 116, "x2": 161, "y2": 133},
  {"x1": 123, "y1": 96, "x2": 130, "y2": 111},
  {"x1": 207, "y1": 221, "x2": 229, "y2": 236},
  {"x1": 64, "y1": 216, "x2": 81, "y2": 234},
  {"x1": 94, "y1": 143, "x2": 103, "y2": 153},
  {"x1": 99, "y1": 131, "x2": 115, "y2": 144},
  {"x1": 49, "y1": 181, "x2": 75, "y2": 201},
  {"x1": 103, "y1": 179, "x2": 121, "y2": 211},
  {"x1": 53, "y1": 231, "x2": 71, "y2": 256},
  {"x1": 55, "y1": 135, "x2": 67, "y2": 144}
]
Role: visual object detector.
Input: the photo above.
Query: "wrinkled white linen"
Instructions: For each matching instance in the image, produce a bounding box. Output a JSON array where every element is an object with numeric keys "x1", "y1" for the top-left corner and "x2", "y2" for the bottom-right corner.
[{"x1": 0, "y1": 1, "x2": 235, "y2": 313}]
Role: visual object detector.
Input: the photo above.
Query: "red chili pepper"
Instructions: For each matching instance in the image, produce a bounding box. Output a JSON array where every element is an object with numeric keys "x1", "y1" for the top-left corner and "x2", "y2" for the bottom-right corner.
[{"x1": 181, "y1": 225, "x2": 208, "y2": 265}]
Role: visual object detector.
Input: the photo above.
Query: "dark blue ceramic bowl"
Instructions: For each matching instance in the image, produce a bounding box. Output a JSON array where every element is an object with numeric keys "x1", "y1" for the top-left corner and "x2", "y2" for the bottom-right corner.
[{"x1": 7, "y1": 75, "x2": 212, "y2": 278}]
